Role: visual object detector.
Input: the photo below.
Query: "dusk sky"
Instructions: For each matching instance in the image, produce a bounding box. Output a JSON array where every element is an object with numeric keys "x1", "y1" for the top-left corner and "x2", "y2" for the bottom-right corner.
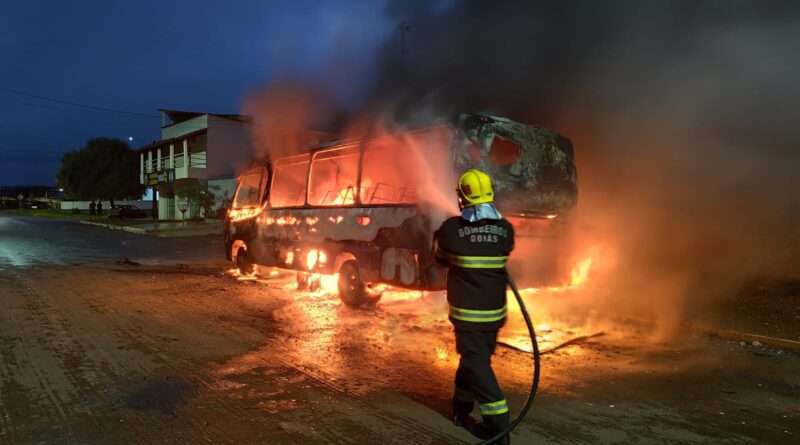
[{"x1": 0, "y1": 0, "x2": 393, "y2": 185}]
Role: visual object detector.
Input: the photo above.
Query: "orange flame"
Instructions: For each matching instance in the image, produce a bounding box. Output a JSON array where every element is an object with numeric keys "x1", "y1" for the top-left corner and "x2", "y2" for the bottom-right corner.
[
  {"x1": 228, "y1": 207, "x2": 262, "y2": 222},
  {"x1": 306, "y1": 250, "x2": 318, "y2": 270},
  {"x1": 542, "y1": 246, "x2": 600, "y2": 293}
]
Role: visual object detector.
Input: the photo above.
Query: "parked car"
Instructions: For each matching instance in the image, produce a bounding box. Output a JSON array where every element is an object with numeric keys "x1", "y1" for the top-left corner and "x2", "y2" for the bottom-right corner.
[{"x1": 108, "y1": 204, "x2": 148, "y2": 219}]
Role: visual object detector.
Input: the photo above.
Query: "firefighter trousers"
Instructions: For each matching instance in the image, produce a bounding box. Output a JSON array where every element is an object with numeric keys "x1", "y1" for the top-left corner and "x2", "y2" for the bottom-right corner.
[{"x1": 453, "y1": 328, "x2": 510, "y2": 434}]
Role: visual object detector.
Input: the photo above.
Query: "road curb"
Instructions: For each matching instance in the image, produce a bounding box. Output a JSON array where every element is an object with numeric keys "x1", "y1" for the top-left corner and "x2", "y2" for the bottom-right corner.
[
  {"x1": 79, "y1": 220, "x2": 148, "y2": 234},
  {"x1": 78, "y1": 220, "x2": 221, "y2": 237},
  {"x1": 623, "y1": 315, "x2": 800, "y2": 353},
  {"x1": 683, "y1": 323, "x2": 800, "y2": 354}
]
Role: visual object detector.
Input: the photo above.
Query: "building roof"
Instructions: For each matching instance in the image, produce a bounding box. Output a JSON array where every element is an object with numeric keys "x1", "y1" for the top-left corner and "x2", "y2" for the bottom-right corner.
[
  {"x1": 159, "y1": 109, "x2": 252, "y2": 126},
  {"x1": 133, "y1": 128, "x2": 207, "y2": 153}
]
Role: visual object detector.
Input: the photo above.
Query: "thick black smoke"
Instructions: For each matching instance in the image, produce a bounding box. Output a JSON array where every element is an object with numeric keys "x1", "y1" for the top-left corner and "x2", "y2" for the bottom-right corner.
[{"x1": 364, "y1": 0, "x2": 800, "y2": 325}]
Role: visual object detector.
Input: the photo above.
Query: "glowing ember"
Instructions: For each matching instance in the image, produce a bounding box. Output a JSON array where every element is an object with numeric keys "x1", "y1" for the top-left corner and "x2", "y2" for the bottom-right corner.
[
  {"x1": 319, "y1": 273, "x2": 339, "y2": 292},
  {"x1": 537, "y1": 323, "x2": 552, "y2": 333},
  {"x1": 285, "y1": 251, "x2": 294, "y2": 267},
  {"x1": 306, "y1": 250, "x2": 318, "y2": 270},
  {"x1": 435, "y1": 345, "x2": 449, "y2": 361}
]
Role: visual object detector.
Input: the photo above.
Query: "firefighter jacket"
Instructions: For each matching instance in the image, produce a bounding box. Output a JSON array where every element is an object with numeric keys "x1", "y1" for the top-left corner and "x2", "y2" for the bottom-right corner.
[{"x1": 433, "y1": 216, "x2": 515, "y2": 331}]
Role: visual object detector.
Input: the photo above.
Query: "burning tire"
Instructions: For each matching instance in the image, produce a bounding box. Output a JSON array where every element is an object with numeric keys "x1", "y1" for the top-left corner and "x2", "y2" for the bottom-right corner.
[
  {"x1": 236, "y1": 248, "x2": 257, "y2": 277},
  {"x1": 337, "y1": 260, "x2": 369, "y2": 307}
]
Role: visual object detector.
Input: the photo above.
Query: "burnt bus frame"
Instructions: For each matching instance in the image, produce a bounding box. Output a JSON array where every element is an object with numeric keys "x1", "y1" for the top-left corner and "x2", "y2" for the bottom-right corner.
[
  {"x1": 225, "y1": 121, "x2": 570, "y2": 290},
  {"x1": 225, "y1": 126, "x2": 453, "y2": 290}
]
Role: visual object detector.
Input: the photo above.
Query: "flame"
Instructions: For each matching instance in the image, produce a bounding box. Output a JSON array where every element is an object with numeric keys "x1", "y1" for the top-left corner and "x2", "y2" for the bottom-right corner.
[
  {"x1": 306, "y1": 250, "x2": 318, "y2": 270},
  {"x1": 314, "y1": 273, "x2": 338, "y2": 293},
  {"x1": 276, "y1": 215, "x2": 297, "y2": 225},
  {"x1": 228, "y1": 207, "x2": 262, "y2": 222},
  {"x1": 285, "y1": 251, "x2": 294, "y2": 267},
  {"x1": 567, "y1": 254, "x2": 594, "y2": 287},
  {"x1": 521, "y1": 246, "x2": 600, "y2": 293}
]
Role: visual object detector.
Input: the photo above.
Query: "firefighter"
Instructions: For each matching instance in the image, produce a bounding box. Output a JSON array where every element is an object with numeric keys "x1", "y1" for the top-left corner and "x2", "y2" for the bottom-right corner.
[{"x1": 433, "y1": 168, "x2": 514, "y2": 445}]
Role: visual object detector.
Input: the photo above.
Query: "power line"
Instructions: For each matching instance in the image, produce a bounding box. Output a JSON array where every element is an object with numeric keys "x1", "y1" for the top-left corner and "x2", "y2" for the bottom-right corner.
[
  {"x1": 0, "y1": 86, "x2": 260, "y2": 133},
  {"x1": 18, "y1": 101, "x2": 159, "y2": 121},
  {"x1": 0, "y1": 148, "x2": 65, "y2": 154},
  {"x1": 0, "y1": 86, "x2": 160, "y2": 119}
]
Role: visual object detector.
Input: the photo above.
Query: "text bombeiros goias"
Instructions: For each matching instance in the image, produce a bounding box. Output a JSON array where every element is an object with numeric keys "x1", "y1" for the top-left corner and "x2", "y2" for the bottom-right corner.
[{"x1": 457, "y1": 225, "x2": 509, "y2": 243}]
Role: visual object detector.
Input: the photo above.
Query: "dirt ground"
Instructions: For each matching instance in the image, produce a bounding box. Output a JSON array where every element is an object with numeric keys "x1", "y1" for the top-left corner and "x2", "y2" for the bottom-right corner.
[{"x1": 0, "y1": 260, "x2": 797, "y2": 445}]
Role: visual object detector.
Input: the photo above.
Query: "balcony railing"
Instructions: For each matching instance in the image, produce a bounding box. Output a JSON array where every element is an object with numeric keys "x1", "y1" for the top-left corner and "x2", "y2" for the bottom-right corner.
[{"x1": 144, "y1": 152, "x2": 206, "y2": 173}]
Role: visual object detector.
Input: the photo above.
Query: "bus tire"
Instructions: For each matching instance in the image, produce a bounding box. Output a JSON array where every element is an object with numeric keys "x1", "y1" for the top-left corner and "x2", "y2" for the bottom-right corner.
[
  {"x1": 236, "y1": 248, "x2": 257, "y2": 277},
  {"x1": 338, "y1": 260, "x2": 368, "y2": 307}
]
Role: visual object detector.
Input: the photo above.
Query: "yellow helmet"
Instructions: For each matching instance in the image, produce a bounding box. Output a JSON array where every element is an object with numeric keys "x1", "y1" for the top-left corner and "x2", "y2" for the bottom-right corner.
[{"x1": 457, "y1": 169, "x2": 494, "y2": 207}]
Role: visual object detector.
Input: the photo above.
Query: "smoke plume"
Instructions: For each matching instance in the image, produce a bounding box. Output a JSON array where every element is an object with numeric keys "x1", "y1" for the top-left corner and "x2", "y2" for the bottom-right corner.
[{"x1": 365, "y1": 0, "x2": 800, "y2": 326}]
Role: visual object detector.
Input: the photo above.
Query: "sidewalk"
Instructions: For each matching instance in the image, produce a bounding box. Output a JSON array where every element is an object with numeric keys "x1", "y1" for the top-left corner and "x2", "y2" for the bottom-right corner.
[{"x1": 79, "y1": 218, "x2": 222, "y2": 237}]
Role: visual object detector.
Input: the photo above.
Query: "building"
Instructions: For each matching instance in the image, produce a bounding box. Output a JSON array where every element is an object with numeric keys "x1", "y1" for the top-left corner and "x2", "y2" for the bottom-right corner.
[{"x1": 135, "y1": 109, "x2": 255, "y2": 220}]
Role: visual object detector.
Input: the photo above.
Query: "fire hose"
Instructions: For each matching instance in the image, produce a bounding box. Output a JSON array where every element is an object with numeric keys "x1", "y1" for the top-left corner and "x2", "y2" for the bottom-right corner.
[{"x1": 475, "y1": 275, "x2": 540, "y2": 445}]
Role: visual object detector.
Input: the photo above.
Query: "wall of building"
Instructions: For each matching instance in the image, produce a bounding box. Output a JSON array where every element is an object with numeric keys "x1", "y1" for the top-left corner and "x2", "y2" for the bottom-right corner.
[
  {"x1": 60, "y1": 200, "x2": 153, "y2": 210},
  {"x1": 162, "y1": 115, "x2": 208, "y2": 140}
]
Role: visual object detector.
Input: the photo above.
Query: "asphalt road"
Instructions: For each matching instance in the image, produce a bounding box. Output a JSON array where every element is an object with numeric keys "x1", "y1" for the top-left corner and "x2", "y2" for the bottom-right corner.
[
  {"x1": 0, "y1": 212, "x2": 798, "y2": 444},
  {"x1": 0, "y1": 213, "x2": 223, "y2": 267}
]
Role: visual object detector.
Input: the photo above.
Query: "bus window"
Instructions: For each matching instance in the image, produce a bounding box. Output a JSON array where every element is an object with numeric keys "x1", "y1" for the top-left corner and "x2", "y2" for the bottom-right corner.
[
  {"x1": 232, "y1": 169, "x2": 265, "y2": 209},
  {"x1": 360, "y1": 135, "x2": 432, "y2": 204},
  {"x1": 270, "y1": 154, "x2": 310, "y2": 207},
  {"x1": 308, "y1": 145, "x2": 360, "y2": 206}
]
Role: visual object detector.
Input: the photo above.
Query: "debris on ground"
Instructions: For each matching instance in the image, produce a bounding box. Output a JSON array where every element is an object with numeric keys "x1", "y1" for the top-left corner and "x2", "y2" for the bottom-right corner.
[{"x1": 116, "y1": 257, "x2": 141, "y2": 266}]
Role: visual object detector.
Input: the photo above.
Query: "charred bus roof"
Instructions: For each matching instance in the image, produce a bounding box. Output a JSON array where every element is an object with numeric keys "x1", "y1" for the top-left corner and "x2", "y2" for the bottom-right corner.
[{"x1": 248, "y1": 113, "x2": 577, "y2": 214}]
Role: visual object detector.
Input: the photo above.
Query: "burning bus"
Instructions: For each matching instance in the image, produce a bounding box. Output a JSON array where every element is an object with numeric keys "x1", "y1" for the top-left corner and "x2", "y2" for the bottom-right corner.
[{"x1": 224, "y1": 114, "x2": 578, "y2": 307}]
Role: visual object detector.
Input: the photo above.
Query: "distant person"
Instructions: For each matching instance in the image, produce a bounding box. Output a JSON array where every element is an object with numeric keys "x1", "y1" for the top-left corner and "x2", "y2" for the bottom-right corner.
[
  {"x1": 89, "y1": 200, "x2": 96, "y2": 217},
  {"x1": 96, "y1": 201, "x2": 103, "y2": 217}
]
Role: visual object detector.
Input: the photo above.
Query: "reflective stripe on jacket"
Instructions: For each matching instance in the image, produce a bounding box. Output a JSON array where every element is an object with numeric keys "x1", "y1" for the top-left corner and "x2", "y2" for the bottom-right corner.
[{"x1": 434, "y1": 244, "x2": 508, "y2": 269}]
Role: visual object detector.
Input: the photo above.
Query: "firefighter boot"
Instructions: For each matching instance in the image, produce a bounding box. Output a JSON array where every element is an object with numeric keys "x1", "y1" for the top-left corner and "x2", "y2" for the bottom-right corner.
[
  {"x1": 472, "y1": 411, "x2": 511, "y2": 445},
  {"x1": 451, "y1": 398, "x2": 474, "y2": 427},
  {"x1": 471, "y1": 424, "x2": 510, "y2": 444}
]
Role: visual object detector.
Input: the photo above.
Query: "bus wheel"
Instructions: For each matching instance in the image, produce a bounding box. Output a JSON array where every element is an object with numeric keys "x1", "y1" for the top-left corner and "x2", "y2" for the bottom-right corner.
[
  {"x1": 236, "y1": 248, "x2": 257, "y2": 277},
  {"x1": 338, "y1": 260, "x2": 367, "y2": 308}
]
